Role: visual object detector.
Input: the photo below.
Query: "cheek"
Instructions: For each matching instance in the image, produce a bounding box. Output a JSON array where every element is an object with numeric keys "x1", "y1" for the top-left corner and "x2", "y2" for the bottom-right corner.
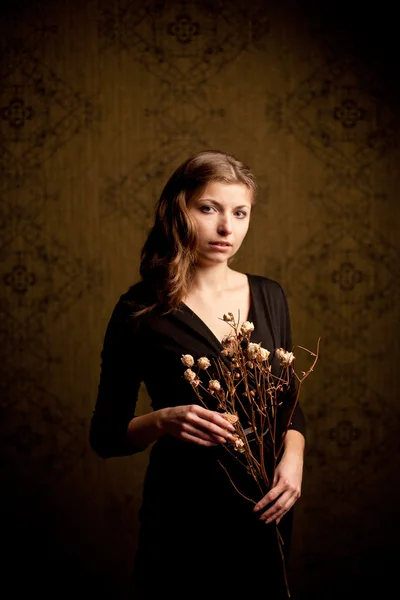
[
  {"x1": 236, "y1": 222, "x2": 250, "y2": 244},
  {"x1": 193, "y1": 218, "x2": 211, "y2": 239}
]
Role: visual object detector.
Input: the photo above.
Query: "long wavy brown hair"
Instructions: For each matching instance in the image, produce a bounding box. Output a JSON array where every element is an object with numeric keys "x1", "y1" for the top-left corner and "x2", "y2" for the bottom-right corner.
[{"x1": 136, "y1": 149, "x2": 257, "y2": 315}]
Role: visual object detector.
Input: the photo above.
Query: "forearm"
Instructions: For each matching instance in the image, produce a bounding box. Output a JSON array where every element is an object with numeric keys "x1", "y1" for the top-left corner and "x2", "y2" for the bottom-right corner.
[
  {"x1": 90, "y1": 407, "x2": 168, "y2": 459},
  {"x1": 127, "y1": 408, "x2": 168, "y2": 450},
  {"x1": 282, "y1": 428, "x2": 305, "y2": 460}
]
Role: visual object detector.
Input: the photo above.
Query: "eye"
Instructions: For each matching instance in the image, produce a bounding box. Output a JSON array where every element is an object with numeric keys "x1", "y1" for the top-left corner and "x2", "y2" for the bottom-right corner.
[
  {"x1": 199, "y1": 205, "x2": 216, "y2": 214},
  {"x1": 235, "y1": 210, "x2": 248, "y2": 218}
]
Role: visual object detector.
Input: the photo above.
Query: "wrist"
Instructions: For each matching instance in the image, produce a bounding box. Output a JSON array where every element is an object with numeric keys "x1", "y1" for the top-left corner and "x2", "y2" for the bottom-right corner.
[
  {"x1": 156, "y1": 407, "x2": 170, "y2": 434},
  {"x1": 282, "y1": 447, "x2": 304, "y2": 461}
]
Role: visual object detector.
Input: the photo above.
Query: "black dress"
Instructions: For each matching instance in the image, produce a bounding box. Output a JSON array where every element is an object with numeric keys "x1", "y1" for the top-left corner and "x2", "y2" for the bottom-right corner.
[{"x1": 90, "y1": 274, "x2": 306, "y2": 599}]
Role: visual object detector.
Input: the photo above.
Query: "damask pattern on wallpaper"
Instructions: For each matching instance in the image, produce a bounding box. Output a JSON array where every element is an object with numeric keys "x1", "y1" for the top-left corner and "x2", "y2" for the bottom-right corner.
[
  {"x1": 280, "y1": 56, "x2": 400, "y2": 505},
  {"x1": 1, "y1": 1, "x2": 399, "y2": 597},
  {"x1": 0, "y1": 12, "x2": 103, "y2": 486},
  {"x1": 98, "y1": 0, "x2": 269, "y2": 230}
]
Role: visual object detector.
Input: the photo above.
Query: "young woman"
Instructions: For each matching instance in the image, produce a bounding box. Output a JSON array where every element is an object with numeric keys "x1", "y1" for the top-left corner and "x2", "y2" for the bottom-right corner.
[{"x1": 90, "y1": 150, "x2": 305, "y2": 599}]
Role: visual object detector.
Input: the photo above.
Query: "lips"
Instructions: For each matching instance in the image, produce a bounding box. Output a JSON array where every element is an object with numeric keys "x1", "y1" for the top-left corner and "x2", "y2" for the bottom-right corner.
[{"x1": 209, "y1": 242, "x2": 232, "y2": 247}]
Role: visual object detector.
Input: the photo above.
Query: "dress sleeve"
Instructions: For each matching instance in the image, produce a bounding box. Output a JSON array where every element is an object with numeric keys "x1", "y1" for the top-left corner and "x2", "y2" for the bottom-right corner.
[
  {"x1": 89, "y1": 296, "x2": 145, "y2": 458},
  {"x1": 277, "y1": 284, "x2": 306, "y2": 438}
]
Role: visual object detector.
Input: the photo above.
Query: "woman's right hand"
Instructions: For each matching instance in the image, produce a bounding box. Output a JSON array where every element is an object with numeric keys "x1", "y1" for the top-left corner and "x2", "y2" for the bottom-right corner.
[{"x1": 160, "y1": 404, "x2": 236, "y2": 447}]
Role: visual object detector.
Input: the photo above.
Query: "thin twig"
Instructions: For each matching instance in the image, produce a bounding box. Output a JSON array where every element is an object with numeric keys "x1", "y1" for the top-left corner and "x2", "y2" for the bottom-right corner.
[
  {"x1": 217, "y1": 460, "x2": 257, "y2": 505},
  {"x1": 182, "y1": 318, "x2": 320, "y2": 600}
]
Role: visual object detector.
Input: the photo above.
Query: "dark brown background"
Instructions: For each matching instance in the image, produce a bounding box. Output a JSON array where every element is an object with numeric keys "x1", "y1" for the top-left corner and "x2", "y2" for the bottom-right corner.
[{"x1": 1, "y1": 0, "x2": 399, "y2": 598}]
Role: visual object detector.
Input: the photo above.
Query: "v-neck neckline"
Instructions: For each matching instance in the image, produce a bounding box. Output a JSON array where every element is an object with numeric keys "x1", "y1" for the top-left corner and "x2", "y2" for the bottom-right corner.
[{"x1": 179, "y1": 273, "x2": 255, "y2": 349}]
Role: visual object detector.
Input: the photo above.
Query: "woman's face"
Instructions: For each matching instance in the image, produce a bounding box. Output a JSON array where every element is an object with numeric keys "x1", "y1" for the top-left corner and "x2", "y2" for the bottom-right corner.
[{"x1": 187, "y1": 181, "x2": 253, "y2": 266}]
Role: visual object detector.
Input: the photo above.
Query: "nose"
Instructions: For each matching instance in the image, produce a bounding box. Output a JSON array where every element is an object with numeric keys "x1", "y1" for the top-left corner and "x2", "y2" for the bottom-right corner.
[{"x1": 217, "y1": 213, "x2": 233, "y2": 236}]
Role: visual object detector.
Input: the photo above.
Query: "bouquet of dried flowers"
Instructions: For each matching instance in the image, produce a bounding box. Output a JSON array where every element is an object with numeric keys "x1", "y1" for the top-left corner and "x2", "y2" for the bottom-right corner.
[{"x1": 180, "y1": 312, "x2": 320, "y2": 597}]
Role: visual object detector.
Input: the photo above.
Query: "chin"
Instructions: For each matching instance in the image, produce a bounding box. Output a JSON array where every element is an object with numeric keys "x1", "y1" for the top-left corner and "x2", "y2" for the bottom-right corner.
[{"x1": 198, "y1": 250, "x2": 236, "y2": 265}]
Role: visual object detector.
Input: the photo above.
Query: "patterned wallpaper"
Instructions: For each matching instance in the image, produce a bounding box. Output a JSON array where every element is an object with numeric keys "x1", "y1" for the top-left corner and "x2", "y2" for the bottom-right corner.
[{"x1": 1, "y1": 1, "x2": 399, "y2": 598}]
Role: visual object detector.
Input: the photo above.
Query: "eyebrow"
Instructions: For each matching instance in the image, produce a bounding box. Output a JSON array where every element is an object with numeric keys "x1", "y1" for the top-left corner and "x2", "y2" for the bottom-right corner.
[{"x1": 197, "y1": 198, "x2": 251, "y2": 210}]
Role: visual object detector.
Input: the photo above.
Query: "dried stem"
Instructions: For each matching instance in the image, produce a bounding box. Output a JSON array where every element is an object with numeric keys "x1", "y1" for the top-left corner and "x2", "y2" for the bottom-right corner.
[
  {"x1": 182, "y1": 319, "x2": 320, "y2": 599},
  {"x1": 217, "y1": 460, "x2": 257, "y2": 505},
  {"x1": 275, "y1": 523, "x2": 291, "y2": 598}
]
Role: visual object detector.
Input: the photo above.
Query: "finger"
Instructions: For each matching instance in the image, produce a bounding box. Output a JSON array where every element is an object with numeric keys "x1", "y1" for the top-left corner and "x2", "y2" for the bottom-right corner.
[
  {"x1": 259, "y1": 491, "x2": 291, "y2": 522},
  {"x1": 182, "y1": 423, "x2": 227, "y2": 444},
  {"x1": 264, "y1": 497, "x2": 294, "y2": 524},
  {"x1": 261, "y1": 488, "x2": 300, "y2": 523},
  {"x1": 189, "y1": 414, "x2": 235, "y2": 441},
  {"x1": 253, "y1": 481, "x2": 286, "y2": 512},
  {"x1": 195, "y1": 406, "x2": 236, "y2": 432}
]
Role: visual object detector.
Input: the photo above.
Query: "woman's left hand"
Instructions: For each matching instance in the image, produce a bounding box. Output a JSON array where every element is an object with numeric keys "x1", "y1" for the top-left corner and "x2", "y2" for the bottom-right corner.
[{"x1": 253, "y1": 451, "x2": 303, "y2": 525}]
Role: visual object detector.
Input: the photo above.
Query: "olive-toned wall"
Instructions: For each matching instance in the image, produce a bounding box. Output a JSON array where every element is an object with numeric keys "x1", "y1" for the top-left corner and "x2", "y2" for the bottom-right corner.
[{"x1": 1, "y1": 1, "x2": 399, "y2": 598}]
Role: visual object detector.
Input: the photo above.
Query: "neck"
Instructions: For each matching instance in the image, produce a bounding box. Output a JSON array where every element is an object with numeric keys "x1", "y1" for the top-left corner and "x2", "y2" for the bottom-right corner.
[{"x1": 189, "y1": 263, "x2": 233, "y2": 294}]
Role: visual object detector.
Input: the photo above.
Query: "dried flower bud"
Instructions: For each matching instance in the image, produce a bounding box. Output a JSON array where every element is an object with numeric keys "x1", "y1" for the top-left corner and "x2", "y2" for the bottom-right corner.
[
  {"x1": 197, "y1": 356, "x2": 211, "y2": 370},
  {"x1": 222, "y1": 312, "x2": 235, "y2": 324},
  {"x1": 183, "y1": 368, "x2": 197, "y2": 382},
  {"x1": 259, "y1": 347, "x2": 270, "y2": 361},
  {"x1": 247, "y1": 342, "x2": 270, "y2": 361},
  {"x1": 181, "y1": 354, "x2": 194, "y2": 367},
  {"x1": 235, "y1": 372, "x2": 240, "y2": 379},
  {"x1": 221, "y1": 334, "x2": 236, "y2": 357},
  {"x1": 240, "y1": 321, "x2": 255, "y2": 335},
  {"x1": 221, "y1": 412, "x2": 239, "y2": 424},
  {"x1": 247, "y1": 361, "x2": 254, "y2": 369},
  {"x1": 275, "y1": 348, "x2": 295, "y2": 366},
  {"x1": 222, "y1": 334, "x2": 236, "y2": 347},
  {"x1": 247, "y1": 342, "x2": 261, "y2": 360},
  {"x1": 234, "y1": 437, "x2": 245, "y2": 452},
  {"x1": 208, "y1": 379, "x2": 221, "y2": 392}
]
